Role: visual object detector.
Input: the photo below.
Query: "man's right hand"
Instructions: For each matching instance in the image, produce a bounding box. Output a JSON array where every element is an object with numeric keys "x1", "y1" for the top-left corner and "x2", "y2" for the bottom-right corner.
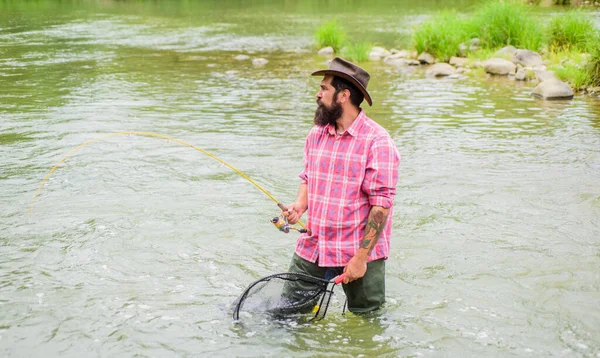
[{"x1": 281, "y1": 202, "x2": 306, "y2": 225}]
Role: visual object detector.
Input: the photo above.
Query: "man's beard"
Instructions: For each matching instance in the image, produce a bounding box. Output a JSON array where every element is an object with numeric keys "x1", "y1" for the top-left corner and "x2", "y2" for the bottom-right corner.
[{"x1": 314, "y1": 99, "x2": 343, "y2": 127}]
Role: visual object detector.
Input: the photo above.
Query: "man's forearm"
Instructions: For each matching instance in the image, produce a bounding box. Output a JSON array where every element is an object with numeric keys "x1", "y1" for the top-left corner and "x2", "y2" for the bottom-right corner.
[
  {"x1": 295, "y1": 183, "x2": 308, "y2": 211},
  {"x1": 356, "y1": 206, "x2": 389, "y2": 260}
]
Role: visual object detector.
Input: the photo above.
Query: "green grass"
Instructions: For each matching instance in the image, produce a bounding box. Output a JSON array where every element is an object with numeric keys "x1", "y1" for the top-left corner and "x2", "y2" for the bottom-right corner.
[
  {"x1": 412, "y1": 1, "x2": 545, "y2": 61},
  {"x1": 551, "y1": 62, "x2": 590, "y2": 89},
  {"x1": 315, "y1": 20, "x2": 346, "y2": 53},
  {"x1": 412, "y1": 11, "x2": 476, "y2": 62},
  {"x1": 467, "y1": 48, "x2": 497, "y2": 61},
  {"x1": 340, "y1": 42, "x2": 371, "y2": 63},
  {"x1": 471, "y1": 0, "x2": 544, "y2": 51},
  {"x1": 547, "y1": 35, "x2": 600, "y2": 89},
  {"x1": 584, "y1": 35, "x2": 600, "y2": 87},
  {"x1": 547, "y1": 10, "x2": 596, "y2": 52}
]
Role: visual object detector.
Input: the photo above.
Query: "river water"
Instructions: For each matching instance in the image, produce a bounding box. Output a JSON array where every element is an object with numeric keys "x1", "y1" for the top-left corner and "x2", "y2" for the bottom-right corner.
[{"x1": 1, "y1": 1, "x2": 599, "y2": 357}]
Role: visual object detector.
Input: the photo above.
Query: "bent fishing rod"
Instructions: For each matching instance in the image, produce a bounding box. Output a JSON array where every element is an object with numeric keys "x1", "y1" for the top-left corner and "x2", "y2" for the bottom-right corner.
[{"x1": 28, "y1": 131, "x2": 310, "y2": 235}]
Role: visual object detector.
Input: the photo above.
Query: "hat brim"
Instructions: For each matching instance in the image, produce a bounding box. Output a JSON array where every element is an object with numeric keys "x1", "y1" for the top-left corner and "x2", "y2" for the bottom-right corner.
[{"x1": 311, "y1": 70, "x2": 372, "y2": 106}]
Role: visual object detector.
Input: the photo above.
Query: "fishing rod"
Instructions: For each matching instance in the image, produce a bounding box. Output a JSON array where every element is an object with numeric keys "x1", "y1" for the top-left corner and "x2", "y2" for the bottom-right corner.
[{"x1": 28, "y1": 131, "x2": 311, "y2": 235}]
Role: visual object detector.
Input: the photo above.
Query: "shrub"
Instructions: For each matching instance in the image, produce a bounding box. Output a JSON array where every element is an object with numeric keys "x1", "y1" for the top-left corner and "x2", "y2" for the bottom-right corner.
[
  {"x1": 584, "y1": 34, "x2": 600, "y2": 87},
  {"x1": 553, "y1": 64, "x2": 590, "y2": 89},
  {"x1": 472, "y1": 0, "x2": 544, "y2": 51},
  {"x1": 315, "y1": 20, "x2": 346, "y2": 53},
  {"x1": 547, "y1": 10, "x2": 595, "y2": 52},
  {"x1": 340, "y1": 42, "x2": 371, "y2": 63},
  {"x1": 412, "y1": 11, "x2": 476, "y2": 62}
]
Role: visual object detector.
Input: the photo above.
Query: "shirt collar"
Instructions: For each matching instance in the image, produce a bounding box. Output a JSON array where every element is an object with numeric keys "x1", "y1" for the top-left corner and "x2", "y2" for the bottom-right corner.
[{"x1": 325, "y1": 109, "x2": 365, "y2": 137}]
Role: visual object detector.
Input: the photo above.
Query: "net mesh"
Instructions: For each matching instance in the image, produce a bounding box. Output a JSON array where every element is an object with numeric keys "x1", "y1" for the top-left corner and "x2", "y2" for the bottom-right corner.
[{"x1": 232, "y1": 272, "x2": 338, "y2": 321}]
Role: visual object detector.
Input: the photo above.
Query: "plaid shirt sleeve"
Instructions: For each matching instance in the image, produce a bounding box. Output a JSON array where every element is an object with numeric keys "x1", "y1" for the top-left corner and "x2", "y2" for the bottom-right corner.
[{"x1": 361, "y1": 135, "x2": 400, "y2": 208}]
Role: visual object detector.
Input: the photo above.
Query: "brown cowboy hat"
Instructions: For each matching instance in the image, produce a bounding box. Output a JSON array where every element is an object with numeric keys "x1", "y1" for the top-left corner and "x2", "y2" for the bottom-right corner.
[{"x1": 311, "y1": 57, "x2": 372, "y2": 106}]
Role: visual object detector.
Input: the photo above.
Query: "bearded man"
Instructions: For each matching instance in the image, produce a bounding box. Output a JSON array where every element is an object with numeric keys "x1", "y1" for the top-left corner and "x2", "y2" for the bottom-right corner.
[{"x1": 282, "y1": 57, "x2": 401, "y2": 313}]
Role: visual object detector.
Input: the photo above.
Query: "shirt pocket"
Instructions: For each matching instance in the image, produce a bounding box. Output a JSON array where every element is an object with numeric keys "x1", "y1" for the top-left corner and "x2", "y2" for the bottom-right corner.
[{"x1": 331, "y1": 152, "x2": 366, "y2": 186}]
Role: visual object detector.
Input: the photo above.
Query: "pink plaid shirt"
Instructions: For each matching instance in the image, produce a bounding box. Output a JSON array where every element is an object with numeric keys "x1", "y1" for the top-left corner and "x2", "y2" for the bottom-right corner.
[{"x1": 295, "y1": 110, "x2": 400, "y2": 267}]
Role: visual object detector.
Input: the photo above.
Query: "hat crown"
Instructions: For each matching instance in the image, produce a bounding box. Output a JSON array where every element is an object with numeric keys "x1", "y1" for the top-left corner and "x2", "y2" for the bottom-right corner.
[{"x1": 328, "y1": 57, "x2": 370, "y2": 89}]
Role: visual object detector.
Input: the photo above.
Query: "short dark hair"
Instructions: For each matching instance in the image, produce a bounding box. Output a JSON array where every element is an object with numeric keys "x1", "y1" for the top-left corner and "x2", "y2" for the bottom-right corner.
[{"x1": 331, "y1": 76, "x2": 364, "y2": 107}]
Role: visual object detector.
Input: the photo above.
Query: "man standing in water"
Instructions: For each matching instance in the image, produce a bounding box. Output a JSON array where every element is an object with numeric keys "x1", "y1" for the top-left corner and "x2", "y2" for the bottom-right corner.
[{"x1": 283, "y1": 57, "x2": 400, "y2": 313}]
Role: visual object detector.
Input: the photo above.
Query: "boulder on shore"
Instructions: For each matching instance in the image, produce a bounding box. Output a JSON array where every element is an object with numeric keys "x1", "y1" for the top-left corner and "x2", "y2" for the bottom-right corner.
[
  {"x1": 512, "y1": 49, "x2": 543, "y2": 67},
  {"x1": 426, "y1": 63, "x2": 456, "y2": 77},
  {"x1": 318, "y1": 46, "x2": 334, "y2": 56},
  {"x1": 418, "y1": 52, "x2": 435, "y2": 64},
  {"x1": 449, "y1": 56, "x2": 469, "y2": 67},
  {"x1": 494, "y1": 46, "x2": 518, "y2": 58},
  {"x1": 370, "y1": 46, "x2": 392, "y2": 61},
  {"x1": 536, "y1": 70, "x2": 558, "y2": 83},
  {"x1": 532, "y1": 79, "x2": 574, "y2": 100},
  {"x1": 483, "y1": 58, "x2": 516, "y2": 75}
]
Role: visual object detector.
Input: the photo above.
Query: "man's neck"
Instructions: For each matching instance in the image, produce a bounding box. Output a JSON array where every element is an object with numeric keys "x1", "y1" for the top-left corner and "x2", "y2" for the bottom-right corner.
[{"x1": 336, "y1": 106, "x2": 360, "y2": 133}]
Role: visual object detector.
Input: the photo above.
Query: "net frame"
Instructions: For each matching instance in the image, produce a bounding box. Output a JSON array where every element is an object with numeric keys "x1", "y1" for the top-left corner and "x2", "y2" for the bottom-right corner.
[{"x1": 232, "y1": 272, "x2": 341, "y2": 321}]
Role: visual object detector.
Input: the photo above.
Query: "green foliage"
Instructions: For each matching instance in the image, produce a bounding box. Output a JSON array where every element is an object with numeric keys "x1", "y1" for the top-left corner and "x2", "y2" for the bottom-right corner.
[
  {"x1": 553, "y1": 0, "x2": 571, "y2": 4},
  {"x1": 472, "y1": 0, "x2": 544, "y2": 51},
  {"x1": 584, "y1": 34, "x2": 600, "y2": 87},
  {"x1": 552, "y1": 63, "x2": 590, "y2": 89},
  {"x1": 412, "y1": 11, "x2": 476, "y2": 62},
  {"x1": 340, "y1": 42, "x2": 371, "y2": 63},
  {"x1": 315, "y1": 20, "x2": 346, "y2": 53},
  {"x1": 547, "y1": 34, "x2": 600, "y2": 89},
  {"x1": 547, "y1": 10, "x2": 595, "y2": 52}
]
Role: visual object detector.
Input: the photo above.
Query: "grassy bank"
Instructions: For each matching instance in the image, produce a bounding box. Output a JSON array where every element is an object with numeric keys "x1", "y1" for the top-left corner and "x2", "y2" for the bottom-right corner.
[
  {"x1": 313, "y1": 1, "x2": 600, "y2": 89},
  {"x1": 410, "y1": 0, "x2": 599, "y2": 89}
]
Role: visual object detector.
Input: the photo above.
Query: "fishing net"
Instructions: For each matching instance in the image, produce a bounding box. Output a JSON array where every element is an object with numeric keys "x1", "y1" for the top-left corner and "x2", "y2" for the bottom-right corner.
[{"x1": 232, "y1": 272, "x2": 344, "y2": 321}]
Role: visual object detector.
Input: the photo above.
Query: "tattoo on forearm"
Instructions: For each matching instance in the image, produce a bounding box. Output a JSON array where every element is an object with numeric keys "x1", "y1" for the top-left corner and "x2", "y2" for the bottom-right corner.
[{"x1": 359, "y1": 208, "x2": 388, "y2": 254}]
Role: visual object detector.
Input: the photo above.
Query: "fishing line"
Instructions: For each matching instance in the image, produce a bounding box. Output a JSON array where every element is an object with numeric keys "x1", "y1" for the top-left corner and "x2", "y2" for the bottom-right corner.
[{"x1": 27, "y1": 131, "x2": 309, "y2": 234}]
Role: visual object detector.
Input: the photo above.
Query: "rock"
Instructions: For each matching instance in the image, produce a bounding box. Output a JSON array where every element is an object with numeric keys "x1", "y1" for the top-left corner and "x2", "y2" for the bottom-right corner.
[
  {"x1": 532, "y1": 79, "x2": 574, "y2": 99},
  {"x1": 459, "y1": 43, "x2": 468, "y2": 57},
  {"x1": 372, "y1": 46, "x2": 391, "y2": 56},
  {"x1": 494, "y1": 46, "x2": 517, "y2": 59},
  {"x1": 469, "y1": 44, "x2": 481, "y2": 52},
  {"x1": 252, "y1": 58, "x2": 269, "y2": 66},
  {"x1": 318, "y1": 46, "x2": 334, "y2": 56},
  {"x1": 418, "y1": 52, "x2": 435, "y2": 64},
  {"x1": 483, "y1": 58, "x2": 516, "y2": 75},
  {"x1": 384, "y1": 58, "x2": 410, "y2": 67},
  {"x1": 588, "y1": 86, "x2": 600, "y2": 93},
  {"x1": 425, "y1": 63, "x2": 456, "y2": 77},
  {"x1": 515, "y1": 68, "x2": 527, "y2": 81},
  {"x1": 449, "y1": 56, "x2": 469, "y2": 67},
  {"x1": 447, "y1": 73, "x2": 462, "y2": 79},
  {"x1": 234, "y1": 54, "x2": 250, "y2": 61},
  {"x1": 386, "y1": 50, "x2": 412, "y2": 60},
  {"x1": 385, "y1": 57, "x2": 420, "y2": 67},
  {"x1": 470, "y1": 38, "x2": 481, "y2": 47},
  {"x1": 369, "y1": 46, "x2": 391, "y2": 61},
  {"x1": 512, "y1": 49, "x2": 543, "y2": 67},
  {"x1": 536, "y1": 70, "x2": 557, "y2": 82}
]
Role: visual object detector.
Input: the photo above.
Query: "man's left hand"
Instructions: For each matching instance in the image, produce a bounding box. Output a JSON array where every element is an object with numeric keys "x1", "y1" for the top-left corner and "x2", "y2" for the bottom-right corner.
[{"x1": 343, "y1": 255, "x2": 367, "y2": 284}]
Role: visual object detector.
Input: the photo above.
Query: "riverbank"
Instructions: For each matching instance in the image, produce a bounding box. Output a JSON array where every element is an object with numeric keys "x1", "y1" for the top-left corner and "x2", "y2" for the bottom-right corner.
[{"x1": 315, "y1": 1, "x2": 600, "y2": 99}]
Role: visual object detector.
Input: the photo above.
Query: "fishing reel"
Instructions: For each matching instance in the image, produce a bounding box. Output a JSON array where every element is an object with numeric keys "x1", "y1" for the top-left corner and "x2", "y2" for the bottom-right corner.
[{"x1": 271, "y1": 215, "x2": 308, "y2": 234}]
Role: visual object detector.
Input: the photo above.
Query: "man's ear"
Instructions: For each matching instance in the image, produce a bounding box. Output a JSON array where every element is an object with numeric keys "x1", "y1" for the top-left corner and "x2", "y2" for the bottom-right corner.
[{"x1": 340, "y1": 89, "x2": 350, "y2": 103}]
